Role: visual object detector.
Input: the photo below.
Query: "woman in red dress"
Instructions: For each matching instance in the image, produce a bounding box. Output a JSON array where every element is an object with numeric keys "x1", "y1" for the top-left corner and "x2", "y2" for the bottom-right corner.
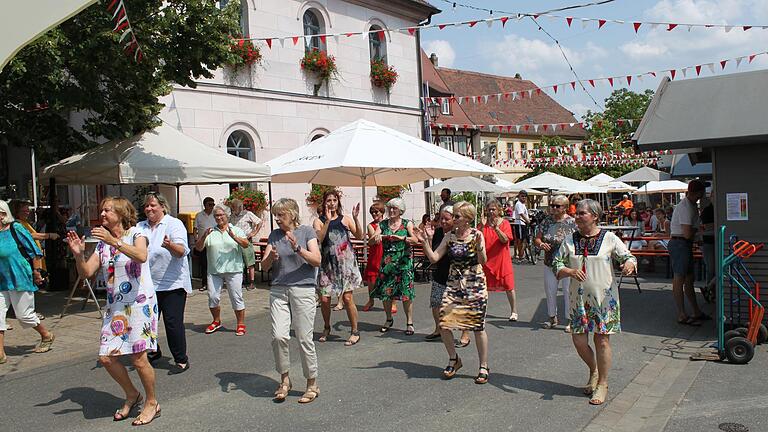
[
  {"x1": 361, "y1": 202, "x2": 394, "y2": 313},
  {"x1": 478, "y1": 199, "x2": 516, "y2": 320}
]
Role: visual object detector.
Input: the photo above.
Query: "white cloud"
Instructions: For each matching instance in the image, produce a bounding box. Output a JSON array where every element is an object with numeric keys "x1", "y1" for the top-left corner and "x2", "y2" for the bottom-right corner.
[
  {"x1": 585, "y1": 42, "x2": 609, "y2": 59},
  {"x1": 423, "y1": 40, "x2": 456, "y2": 68},
  {"x1": 620, "y1": 42, "x2": 669, "y2": 59},
  {"x1": 568, "y1": 103, "x2": 591, "y2": 120}
]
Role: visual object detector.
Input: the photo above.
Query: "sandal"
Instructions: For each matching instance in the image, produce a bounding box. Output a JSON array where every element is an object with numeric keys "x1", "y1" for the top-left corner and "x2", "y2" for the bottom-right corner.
[
  {"x1": 424, "y1": 332, "x2": 442, "y2": 341},
  {"x1": 392, "y1": 304, "x2": 398, "y2": 314},
  {"x1": 235, "y1": 324, "x2": 247, "y2": 336},
  {"x1": 584, "y1": 370, "x2": 599, "y2": 395},
  {"x1": 333, "y1": 303, "x2": 344, "y2": 311},
  {"x1": 509, "y1": 313, "x2": 519, "y2": 322},
  {"x1": 455, "y1": 337, "x2": 471, "y2": 348},
  {"x1": 34, "y1": 333, "x2": 55, "y2": 353},
  {"x1": 205, "y1": 321, "x2": 222, "y2": 334},
  {"x1": 361, "y1": 300, "x2": 374, "y2": 312},
  {"x1": 564, "y1": 324, "x2": 572, "y2": 333},
  {"x1": 298, "y1": 386, "x2": 320, "y2": 404},
  {"x1": 132, "y1": 403, "x2": 161, "y2": 426},
  {"x1": 404, "y1": 323, "x2": 415, "y2": 336},
  {"x1": 273, "y1": 381, "x2": 292, "y2": 402},
  {"x1": 474, "y1": 366, "x2": 490, "y2": 384},
  {"x1": 380, "y1": 318, "x2": 394, "y2": 333},
  {"x1": 113, "y1": 393, "x2": 142, "y2": 422},
  {"x1": 442, "y1": 356, "x2": 462, "y2": 379},
  {"x1": 318, "y1": 326, "x2": 331, "y2": 342},
  {"x1": 542, "y1": 317, "x2": 558, "y2": 329},
  {"x1": 345, "y1": 331, "x2": 361, "y2": 346},
  {"x1": 589, "y1": 383, "x2": 608, "y2": 405}
]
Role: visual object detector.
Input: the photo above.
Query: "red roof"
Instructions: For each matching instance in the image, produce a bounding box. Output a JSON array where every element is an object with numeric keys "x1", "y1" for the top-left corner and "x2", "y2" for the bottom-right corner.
[
  {"x1": 421, "y1": 50, "x2": 473, "y2": 126},
  {"x1": 430, "y1": 67, "x2": 586, "y2": 138}
]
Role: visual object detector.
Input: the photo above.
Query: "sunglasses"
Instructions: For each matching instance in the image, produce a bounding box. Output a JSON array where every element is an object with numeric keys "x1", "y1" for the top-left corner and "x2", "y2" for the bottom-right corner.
[
  {"x1": 370, "y1": 210, "x2": 381, "y2": 215},
  {"x1": 550, "y1": 204, "x2": 562, "y2": 209}
]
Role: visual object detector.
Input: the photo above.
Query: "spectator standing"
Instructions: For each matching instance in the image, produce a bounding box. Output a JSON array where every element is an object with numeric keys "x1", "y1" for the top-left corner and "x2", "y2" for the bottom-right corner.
[
  {"x1": 229, "y1": 199, "x2": 262, "y2": 291},
  {"x1": 438, "y1": 188, "x2": 454, "y2": 213},
  {"x1": 194, "y1": 197, "x2": 216, "y2": 291},
  {"x1": 511, "y1": 191, "x2": 530, "y2": 264}
]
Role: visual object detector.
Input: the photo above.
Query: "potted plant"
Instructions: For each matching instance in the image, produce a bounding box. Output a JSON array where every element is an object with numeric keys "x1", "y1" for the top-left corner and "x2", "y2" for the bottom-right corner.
[
  {"x1": 376, "y1": 185, "x2": 407, "y2": 202},
  {"x1": 229, "y1": 38, "x2": 262, "y2": 68},
  {"x1": 225, "y1": 187, "x2": 268, "y2": 217},
  {"x1": 370, "y1": 58, "x2": 398, "y2": 91},
  {"x1": 300, "y1": 48, "x2": 338, "y2": 85}
]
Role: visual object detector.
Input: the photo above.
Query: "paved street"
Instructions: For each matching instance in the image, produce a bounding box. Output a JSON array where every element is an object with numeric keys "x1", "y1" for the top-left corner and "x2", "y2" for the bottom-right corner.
[{"x1": 1, "y1": 263, "x2": 764, "y2": 432}]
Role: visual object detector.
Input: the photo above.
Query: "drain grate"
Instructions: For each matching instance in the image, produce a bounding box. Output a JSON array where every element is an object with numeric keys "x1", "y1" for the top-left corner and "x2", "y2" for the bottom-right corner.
[{"x1": 719, "y1": 423, "x2": 748, "y2": 432}]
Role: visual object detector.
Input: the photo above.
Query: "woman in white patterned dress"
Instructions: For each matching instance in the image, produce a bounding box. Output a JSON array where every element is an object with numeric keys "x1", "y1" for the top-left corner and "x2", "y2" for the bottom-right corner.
[{"x1": 67, "y1": 197, "x2": 160, "y2": 426}]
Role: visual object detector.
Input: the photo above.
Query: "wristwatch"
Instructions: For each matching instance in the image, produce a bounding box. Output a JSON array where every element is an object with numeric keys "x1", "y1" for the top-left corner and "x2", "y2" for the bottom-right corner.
[
  {"x1": 115, "y1": 240, "x2": 124, "y2": 250},
  {"x1": 294, "y1": 244, "x2": 301, "y2": 253}
]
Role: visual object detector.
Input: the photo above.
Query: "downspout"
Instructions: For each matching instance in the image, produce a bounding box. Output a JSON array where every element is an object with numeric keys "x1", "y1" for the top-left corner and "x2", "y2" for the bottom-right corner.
[{"x1": 416, "y1": 13, "x2": 433, "y2": 214}]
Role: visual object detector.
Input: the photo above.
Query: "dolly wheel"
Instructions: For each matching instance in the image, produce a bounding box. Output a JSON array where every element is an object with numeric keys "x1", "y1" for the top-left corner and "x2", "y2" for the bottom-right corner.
[
  {"x1": 723, "y1": 330, "x2": 742, "y2": 345},
  {"x1": 757, "y1": 324, "x2": 768, "y2": 345},
  {"x1": 735, "y1": 327, "x2": 748, "y2": 337},
  {"x1": 725, "y1": 337, "x2": 754, "y2": 365}
]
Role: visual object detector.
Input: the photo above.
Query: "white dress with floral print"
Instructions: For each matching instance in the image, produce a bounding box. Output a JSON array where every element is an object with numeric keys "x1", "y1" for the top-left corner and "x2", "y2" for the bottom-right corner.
[{"x1": 98, "y1": 227, "x2": 158, "y2": 356}]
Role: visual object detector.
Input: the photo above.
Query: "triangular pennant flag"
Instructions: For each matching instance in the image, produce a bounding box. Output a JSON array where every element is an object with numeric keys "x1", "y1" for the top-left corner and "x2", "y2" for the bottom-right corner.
[
  {"x1": 561, "y1": 123, "x2": 567, "y2": 130},
  {"x1": 454, "y1": 125, "x2": 459, "y2": 132},
  {"x1": 528, "y1": 89, "x2": 534, "y2": 98},
  {"x1": 483, "y1": 95, "x2": 489, "y2": 104},
  {"x1": 628, "y1": 119, "x2": 634, "y2": 127},
  {"x1": 533, "y1": 124, "x2": 539, "y2": 132},
  {"x1": 569, "y1": 122, "x2": 575, "y2": 127},
  {"x1": 650, "y1": 71, "x2": 657, "y2": 77},
  {"x1": 457, "y1": 96, "x2": 464, "y2": 105},
  {"x1": 725, "y1": 26, "x2": 733, "y2": 33},
  {"x1": 524, "y1": 124, "x2": 530, "y2": 131},
  {"x1": 496, "y1": 93, "x2": 502, "y2": 102},
  {"x1": 488, "y1": 125, "x2": 494, "y2": 132},
  {"x1": 407, "y1": 27, "x2": 416, "y2": 36},
  {"x1": 588, "y1": 79, "x2": 595, "y2": 87},
  {"x1": 570, "y1": 81, "x2": 576, "y2": 90},
  {"x1": 486, "y1": 19, "x2": 494, "y2": 28},
  {"x1": 278, "y1": 38, "x2": 286, "y2": 47},
  {"x1": 736, "y1": 57, "x2": 744, "y2": 67},
  {"x1": 581, "y1": 19, "x2": 589, "y2": 29},
  {"x1": 720, "y1": 60, "x2": 727, "y2": 69},
  {"x1": 292, "y1": 36, "x2": 300, "y2": 45},
  {"x1": 500, "y1": 16, "x2": 509, "y2": 27},
  {"x1": 468, "y1": 21, "x2": 478, "y2": 27},
  {"x1": 566, "y1": 17, "x2": 573, "y2": 27},
  {"x1": 749, "y1": 54, "x2": 757, "y2": 63},
  {"x1": 667, "y1": 23, "x2": 678, "y2": 31},
  {"x1": 686, "y1": 25, "x2": 693, "y2": 31},
  {"x1": 506, "y1": 125, "x2": 512, "y2": 132},
  {"x1": 608, "y1": 77, "x2": 614, "y2": 87},
  {"x1": 542, "y1": 124, "x2": 549, "y2": 131},
  {"x1": 633, "y1": 22, "x2": 642, "y2": 32},
  {"x1": 670, "y1": 69, "x2": 676, "y2": 79},
  {"x1": 265, "y1": 38, "x2": 272, "y2": 49},
  {"x1": 553, "y1": 84, "x2": 558, "y2": 93},
  {"x1": 107, "y1": 0, "x2": 120, "y2": 12},
  {"x1": 695, "y1": 65, "x2": 702, "y2": 75},
  {"x1": 550, "y1": 124, "x2": 557, "y2": 131},
  {"x1": 651, "y1": 23, "x2": 661, "y2": 30},
  {"x1": 438, "y1": 24, "x2": 447, "y2": 30},
  {"x1": 681, "y1": 67, "x2": 688, "y2": 77},
  {"x1": 319, "y1": 35, "x2": 326, "y2": 44},
  {"x1": 743, "y1": 26, "x2": 752, "y2": 31},
  {"x1": 333, "y1": 34, "x2": 340, "y2": 44},
  {"x1": 707, "y1": 63, "x2": 715, "y2": 73},
  {"x1": 515, "y1": 125, "x2": 521, "y2": 133},
  {"x1": 626, "y1": 76, "x2": 632, "y2": 86},
  {"x1": 617, "y1": 119, "x2": 624, "y2": 127},
  {"x1": 535, "y1": 88, "x2": 542, "y2": 95},
  {"x1": 598, "y1": 19, "x2": 607, "y2": 29}
]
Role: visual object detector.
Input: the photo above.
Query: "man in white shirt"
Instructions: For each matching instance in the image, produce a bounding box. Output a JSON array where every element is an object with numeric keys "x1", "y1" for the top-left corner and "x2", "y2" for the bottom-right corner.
[
  {"x1": 512, "y1": 190, "x2": 530, "y2": 262},
  {"x1": 668, "y1": 179, "x2": 707, "y2": 326},
  {"x1": 194, "y1": 197, "x2": 216, "y2": 291}
]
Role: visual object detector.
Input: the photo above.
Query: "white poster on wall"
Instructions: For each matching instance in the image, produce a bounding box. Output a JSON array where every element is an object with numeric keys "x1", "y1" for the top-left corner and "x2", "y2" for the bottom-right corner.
[{"x1": 726, "y1": 193, "x2": 748, "y2": 221}]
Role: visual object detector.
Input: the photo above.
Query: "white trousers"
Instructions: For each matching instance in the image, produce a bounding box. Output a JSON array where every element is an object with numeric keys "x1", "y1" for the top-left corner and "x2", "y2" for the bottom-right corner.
[
  {"x1": 207, "y1": 273, "x2": 245, "y2": 310},
  {"x1": 0, "y1": 291, "x2": 40, "y2": 331},
  {"x1": 270, "y1": 285, "x2": 318, "y2": 380},
  {"x1": 543, "y1": 268, "x2": 570, "y2": 321}
]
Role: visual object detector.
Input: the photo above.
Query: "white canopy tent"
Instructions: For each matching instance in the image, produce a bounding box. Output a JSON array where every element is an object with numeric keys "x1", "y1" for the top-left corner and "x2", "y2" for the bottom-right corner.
[
  {"x1": 511, "y1": 172, "x2": 605, "y2": 194},
  {"x1": 587, "y1": 173, "x2": 615, "y2": 184},
  {"x1": 265, "y1": 119, "x2": 501, "y2": 256},
  {"x1": 1, "y1": 0, "x2": 97, "y2": 72},
  {"x1": 634, "y1": 180, "x2": 689, "y2": 195},
  {"x1": 616, "y1": 166, "x2": 671, "y2": 183},
  {"x1": 42, "y1": 123, "x2": 271, "y2": 185},
  {"x1": 595, "y1": 181, "x2": 638, "y2": 193},
  {"x1": 424, "y1": 176, "x2": 507, "y2": 194}
]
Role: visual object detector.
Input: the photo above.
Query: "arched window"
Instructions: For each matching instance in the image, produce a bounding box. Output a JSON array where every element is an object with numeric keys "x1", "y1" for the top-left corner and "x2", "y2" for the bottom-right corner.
[
  {"x1": 368, "y1": 25, "x2": 387, "y2": 62},
  {"x1": 303, "y1": 9, "x2": 325, "y2": 53},
  {"x1": 217, "y1": 0, "x2": 248, "y2": 36},
  {"x1": 226, "y1": 130, "x2": 253, "y2": 160}
]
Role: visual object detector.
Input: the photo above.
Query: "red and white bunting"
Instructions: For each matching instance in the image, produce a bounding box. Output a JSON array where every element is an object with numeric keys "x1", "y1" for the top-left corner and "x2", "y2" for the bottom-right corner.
[
  {"x1": 429, "y1": 118, "x2": 638, "y2": 132},
  {"x1": 107, "y1": 0, "x2": 143, "y2": 62}
]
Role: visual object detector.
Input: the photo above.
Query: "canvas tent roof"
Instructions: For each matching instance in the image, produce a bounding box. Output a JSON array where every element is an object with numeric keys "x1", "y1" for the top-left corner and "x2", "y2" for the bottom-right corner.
[
  {"x1": 424, "y1": 176, "x2": 507, "y2": 193},
  {"x1": 42, "y1": 123, "x2": 271, "y2": 185},
  {"x1": 634, "y1": 70, "x2": 768, "y2": 151},
  {"x1": 616, "y1": 166, "x2": 671, "y2": 183}
]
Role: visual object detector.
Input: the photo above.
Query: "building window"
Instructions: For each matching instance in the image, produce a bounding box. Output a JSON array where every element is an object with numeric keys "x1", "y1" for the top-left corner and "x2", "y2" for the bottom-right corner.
[
  {"x1": 226, "y1": 130, "x2": 253, "y2": 160},
  {"x1": 455, "y1": 136, "x2": 468, "y2": 155},
  {"x1": 303, "y1": 9, "x2": 325, "y2": 53},
  {"x1": 217, "y1": 0, "x2": 247, "y2": 35},
  {"x1": 438, "y1": 136, "x2": 454, "y2": 152},
  {"x1": 441, "y1": 98, "x2": 451, "y2": 115},
  {"x1": 368, "y1": 25, "x2": 387, "y2": 62}
]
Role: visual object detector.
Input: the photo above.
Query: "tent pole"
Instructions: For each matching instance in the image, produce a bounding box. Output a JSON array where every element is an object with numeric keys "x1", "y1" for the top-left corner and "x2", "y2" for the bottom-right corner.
[
  {"x1": 175, "y1": 185, "x2": 180, "y2": 215},
  {"x1": 268, "y1": 181, "x2": 274, "y2": 231},
  {"x1": 31, "y1": 147, "x2": 38, "y2": 208}
]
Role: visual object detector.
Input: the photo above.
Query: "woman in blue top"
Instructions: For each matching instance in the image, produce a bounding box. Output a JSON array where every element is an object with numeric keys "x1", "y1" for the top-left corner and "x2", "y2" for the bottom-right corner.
[{"x1": 0, "y1": 200, "x2": 55, "y2": 365}]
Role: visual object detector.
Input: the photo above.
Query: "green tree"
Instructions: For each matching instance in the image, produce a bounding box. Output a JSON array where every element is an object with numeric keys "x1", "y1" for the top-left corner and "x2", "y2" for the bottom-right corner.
[{"x1": 0, "y1": 0, "x2": 247, "y2": 164}]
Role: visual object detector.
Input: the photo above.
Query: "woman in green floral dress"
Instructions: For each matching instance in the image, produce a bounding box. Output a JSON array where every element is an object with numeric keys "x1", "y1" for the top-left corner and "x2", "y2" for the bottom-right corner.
[
  {"x1": 371, "y1": 198, "x2": 417, "y2": 335},
  {"x1": 553, "y1": 199, "x2": 636, "y2": 406}
]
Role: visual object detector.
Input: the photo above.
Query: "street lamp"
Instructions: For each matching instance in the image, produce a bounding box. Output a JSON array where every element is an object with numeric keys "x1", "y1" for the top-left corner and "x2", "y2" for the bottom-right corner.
[{"x1": 427, "y1": 100, "x2": 440, "y2": 123}]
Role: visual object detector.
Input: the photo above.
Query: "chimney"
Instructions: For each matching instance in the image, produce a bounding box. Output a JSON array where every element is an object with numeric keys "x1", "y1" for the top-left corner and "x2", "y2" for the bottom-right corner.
[
  {"x1": 430, "y1": 53, "x2": 438, "y2": 67},
  {"x1": 514, "y1": 73, "x2": 522, "y2": 79}
]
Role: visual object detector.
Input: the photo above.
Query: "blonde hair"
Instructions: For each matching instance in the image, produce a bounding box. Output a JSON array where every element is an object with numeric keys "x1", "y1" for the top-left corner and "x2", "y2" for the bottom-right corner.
[
  {"x1": 0, "y1": 200, "x2": 15, "y2": 224},
  {"x1": 552, "y1": 194, "x2": 569, "y2": 206},
  {"x1": 143, "y1": 192, "x2": 171, "y2": 215},
  {"x1": 100, "y1": 197, "x2": 137, "y2": 230},
  {"x1": 485, "y1": 198, "x2": 502, "y2": 212},
  {"x1": 454, "y1": 201, "x2": 476, "y2": 220},
  {"x1": 271, "y1": 198, "x2": 301, "y2": 227}
]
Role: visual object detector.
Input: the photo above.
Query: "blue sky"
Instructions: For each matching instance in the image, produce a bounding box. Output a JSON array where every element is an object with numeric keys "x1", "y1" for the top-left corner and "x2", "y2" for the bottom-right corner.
[{"x1": 421, "y1": 0, "x2": 768, "y2": 119}]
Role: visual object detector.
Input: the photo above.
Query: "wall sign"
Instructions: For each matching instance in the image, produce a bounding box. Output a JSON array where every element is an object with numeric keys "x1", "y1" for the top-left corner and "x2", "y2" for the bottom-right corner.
[{"x1": 726, "y1": 192, "x2": 748, "y2": 221}]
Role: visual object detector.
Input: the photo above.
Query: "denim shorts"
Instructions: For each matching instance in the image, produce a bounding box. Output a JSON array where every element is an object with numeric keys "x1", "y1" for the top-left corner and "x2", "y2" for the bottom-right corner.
[{"x1": 668, "y1": 238, "x2": 694, "y2": 277}]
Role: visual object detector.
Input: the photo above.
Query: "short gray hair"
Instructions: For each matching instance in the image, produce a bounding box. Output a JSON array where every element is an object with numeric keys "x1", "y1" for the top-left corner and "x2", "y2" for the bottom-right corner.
[
  {"x1": 387, "y1": 197, "x2": 406, "y2": 213},
  {"x1": 0, "y1": 200, "x2": 15, "y2": 224},
  {"x1": 213, "y1": 204, "x2": 230, "y2": 217},
  {"x1": 552, "y1": 194, "x2": 569, "y2": 206},
  {"x1": 441, "y1": 205, "x2": 453, "y2": 215},
  {"x1": 229, "y1": 198, "x2": 243, "y2": 209},
  {"x1": 576, "y1": 198, "x2": 603, "y2": 219},
  {"x1": 143, "y1": 192, "x2": 172, "y2": 215}
]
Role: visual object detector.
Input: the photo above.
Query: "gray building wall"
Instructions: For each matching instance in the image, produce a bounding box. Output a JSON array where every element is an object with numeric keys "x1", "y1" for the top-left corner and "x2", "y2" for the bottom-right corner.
[{"x1": 713, "y1": 142, "x2": 768, "y2": 325}]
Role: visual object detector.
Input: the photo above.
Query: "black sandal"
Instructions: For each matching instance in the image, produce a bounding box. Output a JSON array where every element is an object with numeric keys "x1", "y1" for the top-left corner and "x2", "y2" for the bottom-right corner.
[
  {"x1": 345, "y1": 330, "x2": 361, "y2": 346},
  {"x1": 404, "y1": 323, "x2": 415, "y2": 336},
  {"x1": 443, "y1": 356, "x2": 462, "y2": 379},
  {"x1": 475, "y1": 366, "x2": 490, "y2": 384},
  {"x1": 113, "y1": 394, "x2": 142, "y2": 422},
  {"x1": 380, "y1": 318, "x2": 394, "y2": 333}
]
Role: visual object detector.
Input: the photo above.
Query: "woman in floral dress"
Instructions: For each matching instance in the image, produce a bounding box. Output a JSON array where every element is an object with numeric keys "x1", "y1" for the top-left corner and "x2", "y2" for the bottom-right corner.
[
  {"x1": 313, "y1": 191, "x2": 364, "y2": 346},
  {"x1": 552, "y1": 199, "x2": 636, "y2": 406},
  {"x1": 67, "y1": 197, "x2": 160, "y2": 425},
  {"x1": 418, "y1": 201, "x2": 490, "y2": 384},
  {"x1": 371, "y1": 198, "x2": 417, "y2": 335}
]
